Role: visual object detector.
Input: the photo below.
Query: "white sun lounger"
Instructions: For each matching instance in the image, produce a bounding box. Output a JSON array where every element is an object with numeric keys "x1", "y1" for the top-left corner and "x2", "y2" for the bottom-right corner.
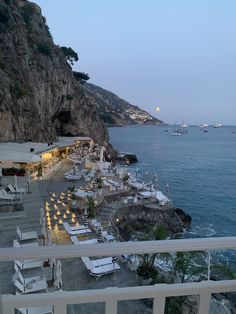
[
  {"x1": 71, "y1": 236, "x2": 98, "y2": 245},
  {"x1": 17, "y1": 227, "x2": 38, "y2": 241},
  {"x1": 7, "y1": 184, "x2": 26, "y2": 194},
  {"x1": 81, "y1": 257, "x2": 120, "y2": 278},
  {"x1": 63, "y1": 222, "x2": 91, "y2": 235},
  {"x1": 0, "y1": 190, "x2": 16, "y2": 200},
  {"x1": 13, "y1": 268, "x2": 47, "y2": 294},
  {"x1": 14, "y1": 260, "x2": 43, "y2": 271},
  {"x1": 16, "y1": 306, "x2": 53, "y2": 314},
  {"x1": 13, "y1": 239, "x2": 38, "y2": 248}
]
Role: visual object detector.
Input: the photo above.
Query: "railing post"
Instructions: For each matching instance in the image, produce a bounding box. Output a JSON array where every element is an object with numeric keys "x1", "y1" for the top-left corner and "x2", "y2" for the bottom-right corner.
[
  {"x1": 1, "y1": 303, "x2": 14, "y2": 314},
  {"x1": 198, "y1": 293, "x2": 211, "y2": 314},
  {"x1": 53, "y1": 303, "x2": 67, "y2": 314},
  {"x1": 153, "y1": 296, "x2": 166, "y2": 314},
  {"x1": 105, "y1": 300, "x2": 117, "y2": 314}
]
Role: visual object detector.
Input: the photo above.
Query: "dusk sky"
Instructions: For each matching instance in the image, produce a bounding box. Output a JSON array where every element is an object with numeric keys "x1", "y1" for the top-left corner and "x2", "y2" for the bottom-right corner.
[{"x1": 34, "y1": 0, "x2": 236, "y2": 125}]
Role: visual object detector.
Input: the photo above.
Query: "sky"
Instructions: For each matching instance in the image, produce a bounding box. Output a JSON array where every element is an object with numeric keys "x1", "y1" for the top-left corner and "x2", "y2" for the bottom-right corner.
[{"x1": 34, "y1": 0, "x2": 236, "y2": 125}]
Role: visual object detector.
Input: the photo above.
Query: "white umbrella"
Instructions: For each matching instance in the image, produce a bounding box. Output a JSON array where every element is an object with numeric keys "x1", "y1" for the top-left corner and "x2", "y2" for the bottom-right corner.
[
  {"x1": 14, "y1": 174, "x2": 18, "y2": 189},
  {"x1": 0, "y1": 163, "x2": 2, "y2": 186},
  {"x1": 54, "y1": 260, "x2": 62, "y2": 289},
  {"x1": 47, "y1": 228, "x2": 52, "y2": 245},
  {"x1": 41, "y1": 216, "x2": 46, "y2": 245},
  {"x1": 108, "y1": 223, "x2": 113, "y2": 235},
  {"x1": 83, "y1": 209, "x2": 88, "y2": 228},
  {"x1": 97, "y1": 227, "x2": 103, "y2": 243},
  {"x1": 40, "y1": 208, "x2": 45, "y2": 225}
]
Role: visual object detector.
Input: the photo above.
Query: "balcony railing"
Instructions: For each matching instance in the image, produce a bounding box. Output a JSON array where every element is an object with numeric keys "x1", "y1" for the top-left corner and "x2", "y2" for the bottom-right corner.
[{"x1": 1, "y1": 237, "x2": 236, "y2": 314}]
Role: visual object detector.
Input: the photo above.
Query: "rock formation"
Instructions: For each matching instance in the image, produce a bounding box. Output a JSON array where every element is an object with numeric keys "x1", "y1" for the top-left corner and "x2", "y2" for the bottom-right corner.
[
  {"x1": 0, "y1": 0, "x2": 108, "y2": 144},
  {"x1": 83, "y1": 83, "x2": 165, "y2": 126}
]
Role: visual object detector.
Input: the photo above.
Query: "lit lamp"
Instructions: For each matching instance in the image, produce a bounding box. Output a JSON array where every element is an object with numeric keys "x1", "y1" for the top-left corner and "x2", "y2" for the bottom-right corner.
[
  {"x1": 54, "y1": 224, "x2": 58, "y2": 231},
  {"x1": 71, "y1": 217, "x2": 76, "y2": 223},
  {"x1": 72, "y1": 213, "x2": 76, "y2": 218},
  {"x1": 53, "y1": 215, "x2": 57, "y2": 220},
  {"x1": 56, "y1": 210, "x2": 61, "y2": 216},
  {"x1": 58, "y1": 219, "x2": 63, "y2": 225},
  {"x1": 66, "y1": 209, "x2": 70, "y2": 215},
  {"x1": 63, "y1": 213, "x2": 67, "y2": 219}
]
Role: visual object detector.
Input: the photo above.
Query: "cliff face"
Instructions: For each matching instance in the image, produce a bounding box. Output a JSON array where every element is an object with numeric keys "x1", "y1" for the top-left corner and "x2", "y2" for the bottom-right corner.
[
  {"x1": 83, "y1": 83, "x2": 165, "y2": 126},
  {"x1": 0, "y1": 0, "x2": 108, "y2": 144}
]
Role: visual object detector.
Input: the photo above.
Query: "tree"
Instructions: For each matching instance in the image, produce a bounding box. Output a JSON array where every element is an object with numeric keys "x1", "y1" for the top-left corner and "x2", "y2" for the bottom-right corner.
[
  {"x1": 73, "y1": 71, "x2": 90, "y2": 83},
  {"x1": 60, "y1": 46, "x2": 79, "y2": 65},
  {"x1": 87, "y1": 196, "x2": 95, "y2": 219},
  {"x1": 96, "y1": 177, "x2": 103, "y2": 190}
]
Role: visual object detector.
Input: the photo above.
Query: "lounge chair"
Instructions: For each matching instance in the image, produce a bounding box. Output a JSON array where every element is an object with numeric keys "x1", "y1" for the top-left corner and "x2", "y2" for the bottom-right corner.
[
  {"x1": 16, "y1": 306, "x2": 53, "y2": 314},
  {"x1": 13, "y1": 239, "x2": 38, "y2": 248},
  {"x1": 0, "y1": 190, "x2": 16, "y2": 200},
  {"x1": 13, "y1": 268, "x2": 47, "y2": 294},
  {"x1": 63, "y1": 222, "x2": 91, "y2": 236},
  {"x1": 14, "y1": 259, "x2": 43, "y2": 271},
  {"x1": 71, "y1": 236, "x2": 98, "y2": 245},
  {"x1": 16, "y1": 227, "x2": 38, "y2": 241},
  {"x1": 7, "y1": 183, "x2": 26, "y2": 194},
  {"x1": 81, "y1": 256, "x2": 120, "y2": 278}
]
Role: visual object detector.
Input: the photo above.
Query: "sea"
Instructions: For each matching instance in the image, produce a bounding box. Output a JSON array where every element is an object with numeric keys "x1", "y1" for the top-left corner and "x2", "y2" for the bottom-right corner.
[{"x1": 109, "y1": 125, "x2": 236, "y2": 268}]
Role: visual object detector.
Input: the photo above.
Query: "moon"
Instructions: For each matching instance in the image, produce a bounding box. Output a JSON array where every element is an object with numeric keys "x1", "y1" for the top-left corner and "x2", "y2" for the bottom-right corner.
[{"x1": 156, "y1": 107, "x2": 160, "y2": 112}]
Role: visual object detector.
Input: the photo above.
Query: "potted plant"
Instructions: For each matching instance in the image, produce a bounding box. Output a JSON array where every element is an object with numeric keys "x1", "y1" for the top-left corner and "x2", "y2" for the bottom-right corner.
[
  {"x1": 96, "y1": 177, "x2": 103, "y2": 197},
  {"x1": 136, "y1": 254, "x2": 158, "y2": 285},
  {"x1": 123, "y1": 174, "x2": 130, "y2": 189},
  {"x1": 68, "y1": 186, "x2": 77, "y2": 206},
  {"x1": 87, "y1": 196, "x2": 96, "y2": 219}
]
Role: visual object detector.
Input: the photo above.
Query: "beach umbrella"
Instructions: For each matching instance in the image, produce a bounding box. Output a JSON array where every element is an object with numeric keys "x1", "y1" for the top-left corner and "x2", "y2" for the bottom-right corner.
[
  {"x1": 40, "y1": 207, "x2": 45, "y2": 225},
  {"x1": 97, "y1": 227, "x2": 103, "y2": 243},
  {"x1": 14, "y1": 174, "x2": 18, "y2": 189},
  {"x1": 49, "y1": 254, "x2": 56, "y2": 282},
  {"x1": 0, "y1": 163, "x2": 2, "y2": 186},
  {"x1": 107, "y1": 223, "x2": 113, "y2": 235},
  {"x1": 41, "y1": 216, "x2": 46, "y2": 245},
  {"x1": 54, "y1": 260, "x2": 63, "y2": 289},
  {"x1": 47, "y1": 228, "x2": 52, "y2": 245},
  {"x1": 83, "y1": 209, "x2": 88, "y2": 228}
]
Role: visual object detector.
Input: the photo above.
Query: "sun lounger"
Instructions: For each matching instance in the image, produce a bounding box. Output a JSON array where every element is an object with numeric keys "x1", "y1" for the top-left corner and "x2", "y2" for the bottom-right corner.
[
  {"x1": 13, "y1": 268, "x2": 47, "y2": 294},
  {"x1": 63, "y1": 222, "x2": 91, "y2": 235},
  {"x1": 7, "y1": 183, "x2": 26, "y2": 194},
  {"x1": 81, "y1": 256, "x2": 120, "y2": 278},
  {"x1": 71, "y1": 236, "x2": 98, "y2": 245},
  {"x1": 16, "y1": 227, "x2": 38, "y2": 241},
  {"x1": 13, "y1": 239, "x2": 38, "y2": 248},
  {"x1": 14, "y1": 259, "x2": 43, "y2": 271},
  {"x1": 0, "y1": 190, "x2": 16, "y2": 200},
  {"x1": 16, "y1": 306, "x2": 53, "y2": 314}
]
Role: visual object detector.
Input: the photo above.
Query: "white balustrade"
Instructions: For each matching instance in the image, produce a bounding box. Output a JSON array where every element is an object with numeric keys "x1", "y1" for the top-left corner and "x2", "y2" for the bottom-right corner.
[{"x1": 1, "y1": 237, "x2": 236, "y2": 314}]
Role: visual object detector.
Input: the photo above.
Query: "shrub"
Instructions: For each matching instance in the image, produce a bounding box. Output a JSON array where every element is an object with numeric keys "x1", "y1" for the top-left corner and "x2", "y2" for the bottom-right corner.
[
  {"x1": 0, "y1": 4, "x2": 10, "y2": 25},
  {"x1": 37, "y1": 43, "x2": 52, "y2": 56},
  {"x1": 2, "y1": 168, "x2": 26, "y2": 176},
  {"x1": 60, "y1": 46, "x2": 78, "y2": 65},
  {"x1": 20, "y1": 3, "x2": 35, "y2": 24},
  {"x1": 15, "y1": 84, "x2": 28, "y2": 99},
  {"x1": 0, "y1": 58, "x2": 5, "y2": 70}
]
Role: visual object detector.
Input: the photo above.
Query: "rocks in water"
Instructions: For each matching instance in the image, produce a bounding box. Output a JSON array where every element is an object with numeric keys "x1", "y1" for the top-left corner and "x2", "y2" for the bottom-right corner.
[
  {"x1": 116, "y1": 152, "x2": 138, "y2": 164},
  {"x1": 114, "y1": 203, "x2": 191, "y2": 240},
  {"x1": 175, "y1": 207, "x2": 192, "y2": 228}
]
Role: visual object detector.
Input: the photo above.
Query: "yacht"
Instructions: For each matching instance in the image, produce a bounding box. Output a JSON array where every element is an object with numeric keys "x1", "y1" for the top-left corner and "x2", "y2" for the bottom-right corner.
[{"x1": 213, "y1": 123, "x2": 222, "y2": 129}]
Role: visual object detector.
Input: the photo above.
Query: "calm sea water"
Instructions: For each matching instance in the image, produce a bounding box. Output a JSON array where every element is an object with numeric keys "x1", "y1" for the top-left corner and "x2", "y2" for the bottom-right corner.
[{"x1": 109, "y1": 125, "x2": 236, "y2": 264}]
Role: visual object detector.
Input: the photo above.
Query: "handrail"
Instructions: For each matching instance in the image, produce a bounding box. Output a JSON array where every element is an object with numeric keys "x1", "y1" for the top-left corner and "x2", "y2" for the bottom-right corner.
[{"x1": 0, "y1": 237, "x2": 236, "y2": 261}]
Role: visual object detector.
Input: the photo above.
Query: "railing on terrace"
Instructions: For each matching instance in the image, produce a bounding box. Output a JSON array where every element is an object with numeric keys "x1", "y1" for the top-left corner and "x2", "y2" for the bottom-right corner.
[{"x1": 1, "y1": 237, "x2": 236, "y2": 314}]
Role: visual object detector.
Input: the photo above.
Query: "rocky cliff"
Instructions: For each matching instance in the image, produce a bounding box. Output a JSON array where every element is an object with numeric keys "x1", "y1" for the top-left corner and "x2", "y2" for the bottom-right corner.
[
  {"x1": 0, "y1": 0, "x2": 108, "y2": 144},
  {"x1": 83, "y1": 83, "x2": 165, "y2": 126}
]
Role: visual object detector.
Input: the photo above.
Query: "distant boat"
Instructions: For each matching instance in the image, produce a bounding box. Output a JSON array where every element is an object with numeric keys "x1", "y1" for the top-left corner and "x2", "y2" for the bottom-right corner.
[
  {"x1": 170, "y1": 129, "x2": 183, "y2": 136},
  {"x1": 181, "y1": 122, "x2": 188, "y2": 128},
  {"x1": 213, "y1": 123, "x2": 222, "y2": 129}
]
